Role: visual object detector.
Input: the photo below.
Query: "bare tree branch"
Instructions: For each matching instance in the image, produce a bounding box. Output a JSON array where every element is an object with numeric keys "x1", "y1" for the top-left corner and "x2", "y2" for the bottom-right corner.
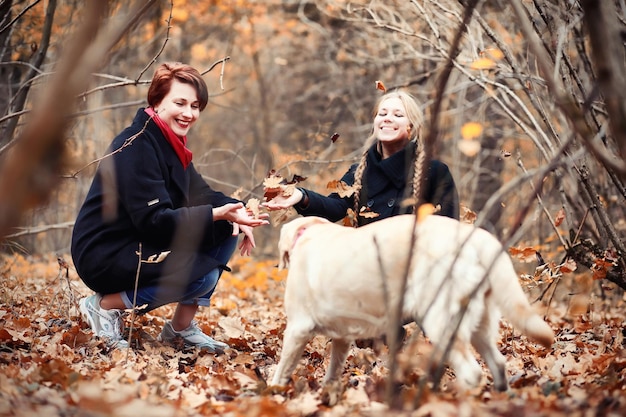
[{"x1": 0, "y1": 0, "x2": 158, "y2": 240}]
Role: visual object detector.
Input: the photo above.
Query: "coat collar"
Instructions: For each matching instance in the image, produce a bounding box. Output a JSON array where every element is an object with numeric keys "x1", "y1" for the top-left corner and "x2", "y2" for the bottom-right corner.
[
  {"x1": 132, "y1": 108, "x2": 189, "y2": 198},
  {"x1": 364, "y1": 140, "x2": 416, "y2": 196}
]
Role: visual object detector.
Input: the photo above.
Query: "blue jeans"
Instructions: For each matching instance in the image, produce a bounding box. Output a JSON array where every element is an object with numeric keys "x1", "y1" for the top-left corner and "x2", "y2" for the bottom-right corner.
[{"x1": 120, "y1": 235, "x2": 238, "y2": 312}]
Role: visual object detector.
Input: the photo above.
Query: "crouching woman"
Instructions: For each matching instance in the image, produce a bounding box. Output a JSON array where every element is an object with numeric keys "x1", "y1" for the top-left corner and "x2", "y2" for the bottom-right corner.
[{"x1": 71, "y1": 62, "x2": 268, "y2": 350}]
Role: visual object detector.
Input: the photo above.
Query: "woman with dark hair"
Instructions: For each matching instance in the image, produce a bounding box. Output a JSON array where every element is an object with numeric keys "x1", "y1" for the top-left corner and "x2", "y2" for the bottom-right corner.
[
  {"x1": 264, "y1": 90, "x2": 459, "y2": 224},
  {"x1": 72, "y1": 62, "x2": 268, "y2": 351}
]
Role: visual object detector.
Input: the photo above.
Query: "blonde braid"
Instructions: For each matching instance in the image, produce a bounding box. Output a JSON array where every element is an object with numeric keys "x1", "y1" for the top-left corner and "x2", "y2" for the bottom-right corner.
[
  {"x1": 351, "y1": 150, "x2": 368, "y2": 227},
  {"x1": 411, "y1": 144, "x2": 426, "y2": 213}
]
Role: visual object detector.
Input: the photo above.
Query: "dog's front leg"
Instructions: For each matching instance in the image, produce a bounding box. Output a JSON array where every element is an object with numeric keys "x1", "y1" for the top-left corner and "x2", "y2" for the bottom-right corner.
[
  {"x1": 323, "y1": 338, "x2": 351, "y2": 384},
  {"x1": 271, "y1": 322, "x2": 313, "y2": 386}
]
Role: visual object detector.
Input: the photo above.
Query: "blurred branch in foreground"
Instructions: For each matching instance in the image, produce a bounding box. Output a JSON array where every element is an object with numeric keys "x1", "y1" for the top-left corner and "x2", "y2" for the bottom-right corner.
[{"x1": 0, "y1": 1, "x2": 157, "y2": 241}]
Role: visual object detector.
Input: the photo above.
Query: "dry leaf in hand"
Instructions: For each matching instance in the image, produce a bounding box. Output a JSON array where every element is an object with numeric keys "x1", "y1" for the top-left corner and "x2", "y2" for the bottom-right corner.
[
  {"x1": 263, "y1": 172, "x2": 285, "y2": 201},
  {"x1": 246, "y1": 198, "x2": 261, "y2": 218},
  {"x1": 280, "y1": 183, "x2": 296, "y2": 198}
]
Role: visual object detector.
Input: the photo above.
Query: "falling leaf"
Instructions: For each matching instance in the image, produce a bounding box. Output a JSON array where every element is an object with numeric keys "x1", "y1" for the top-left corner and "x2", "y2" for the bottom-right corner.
[
  {"x1": 231, "y1": 187, "x2": 244, "y2": 200},
  {"x1": 458, "y1": 139, "x2": 481, "y2": 157},
  {"x1": 327, "y1": 180, "x2": 355, "y2": 198},
  {"x1": 509, "y1": 246, "x2": 537, "y2": 263},
  {"x1": 555, "y1": 208, "x2": 566, "y2": 227},
  {"x1": 470, "y1": 57, "x2": 496, "y2": 70},
  {"x1": 460, "y1": 206, "x2": 477, "y2": 224},
  {"x1": 342, "y1": 208, "x2": 357, "y2": 227},
  {"x1": 501, "y1": 149, "x2": 512, "y2": 158},
  {"x1": 330, "y1": 132, "x2": 340, "y2": 143},
  {"x1": 375, "y1": 80, "x2": 386, "y2": 92},
  {"x1": 358, "y1": 206, "x2": 379, "y2": 219},
  {"x1": 461, "y1": 122, "x2": 483, "y2": 140}
]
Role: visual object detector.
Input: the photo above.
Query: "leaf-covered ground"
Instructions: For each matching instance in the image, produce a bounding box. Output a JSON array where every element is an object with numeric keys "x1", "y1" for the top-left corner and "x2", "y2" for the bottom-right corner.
[{"x1": 0, "y1": 252, "x2": 625, "y2": 417}]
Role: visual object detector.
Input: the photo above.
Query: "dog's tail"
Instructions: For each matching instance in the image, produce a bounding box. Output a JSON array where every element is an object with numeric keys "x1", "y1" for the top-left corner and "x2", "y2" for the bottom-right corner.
[{"x1": 487, "y1": 250, "x2": 555, "y2": 348}]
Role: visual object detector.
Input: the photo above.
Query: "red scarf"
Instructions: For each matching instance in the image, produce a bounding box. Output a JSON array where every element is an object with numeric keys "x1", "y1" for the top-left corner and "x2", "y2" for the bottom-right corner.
[{"x1": 144, "y1": 107, "x2": 193, "y2": 169}]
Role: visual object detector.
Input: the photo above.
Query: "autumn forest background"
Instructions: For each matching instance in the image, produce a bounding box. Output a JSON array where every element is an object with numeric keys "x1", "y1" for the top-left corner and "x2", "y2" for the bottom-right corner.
[{"x1": 1, "y1": 0, "x2": 626, "y2": 416}]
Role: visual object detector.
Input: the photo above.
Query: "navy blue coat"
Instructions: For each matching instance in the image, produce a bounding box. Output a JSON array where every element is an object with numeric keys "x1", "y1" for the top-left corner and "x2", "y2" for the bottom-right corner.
[
  {"x1": 71, "y1": 109, "x2": 239, "y2": 295},
  {"x1": 297, "y1": 141, "x2": 459, "y2": 225}
]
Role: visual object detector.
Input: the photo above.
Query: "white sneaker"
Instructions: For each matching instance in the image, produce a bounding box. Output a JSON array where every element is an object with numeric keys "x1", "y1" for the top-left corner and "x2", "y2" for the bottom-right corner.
[
  {"x1": 79, "y1": 294, "x2": 129, "y2": 349},
  {"x1": 158, "y1": 320, "x2": 228, "y2": 353}
]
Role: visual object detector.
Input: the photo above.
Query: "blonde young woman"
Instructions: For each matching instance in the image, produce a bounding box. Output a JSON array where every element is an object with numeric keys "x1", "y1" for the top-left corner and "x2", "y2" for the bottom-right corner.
[{"x1": 264, "y1": 90, "x2": 459, "y2": 224}]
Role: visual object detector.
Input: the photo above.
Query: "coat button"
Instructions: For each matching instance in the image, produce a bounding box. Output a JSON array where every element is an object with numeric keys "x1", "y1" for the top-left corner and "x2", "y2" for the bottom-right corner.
[
  {"x1": 367, "y1": 199, "x2": 374, "y2": 207},
  {"x1": 387, "y1": 198, "x2": 395, "y2": 207}
]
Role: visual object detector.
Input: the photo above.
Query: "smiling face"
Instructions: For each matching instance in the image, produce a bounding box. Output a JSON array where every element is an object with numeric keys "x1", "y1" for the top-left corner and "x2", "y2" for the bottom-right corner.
[
  {"x1": 373, "y1": 96, "x2": 412, "y2": 157},
  {"x1": 154, "y1": 79, "x2": 200, "y2": 137}
]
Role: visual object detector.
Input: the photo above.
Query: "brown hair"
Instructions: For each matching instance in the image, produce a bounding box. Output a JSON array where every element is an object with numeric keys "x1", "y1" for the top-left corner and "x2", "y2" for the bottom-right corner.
[
  {"x1": 351, "y1": 90, "x2": 425, "y2": 226},
  {"x1": 147, "y1": 62, "x2": 209, "y2": 111}
]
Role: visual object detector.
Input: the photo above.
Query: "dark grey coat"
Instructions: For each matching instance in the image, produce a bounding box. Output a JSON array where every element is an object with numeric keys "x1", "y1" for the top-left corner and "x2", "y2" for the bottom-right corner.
[
  {"x1": 71, "y1": 109, "x2": 239, "y2": 295},
  {"x1": 297, "y1": 141, "x2": 459, "y2": 225}
]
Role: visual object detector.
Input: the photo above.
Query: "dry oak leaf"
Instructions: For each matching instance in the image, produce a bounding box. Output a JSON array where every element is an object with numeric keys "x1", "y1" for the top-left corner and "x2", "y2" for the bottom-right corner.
[
  {"x1": 509, "y1": 246, "x2": 538, "y2": 263},
  {"x1": 555, "y1": 207, "x2": 566, "y2": 227},
  {"x1": 559, "y1": 258, "x2": 577, "y2": 274},
  {"x1": 327, "y1": 180, "x2": 355, "y2": 198},
  {"x1": 262, "y1": 170, "x2": 285, "y2": 200},
  {"x1": 219, "y1": 316, "x2": 246, "y2": 339},
  {"x1": 460, "y1": 205, "x2": 477, "y2": 224},
  {"x1": 359, "y1": 206, "x2": 380, "y2": 219},
  {"x1": 263, "y1": 175, "x2": 284, "y2": 200},
  {"x1": 246, "y1": 198, "x2": 261, "y2": 219}
]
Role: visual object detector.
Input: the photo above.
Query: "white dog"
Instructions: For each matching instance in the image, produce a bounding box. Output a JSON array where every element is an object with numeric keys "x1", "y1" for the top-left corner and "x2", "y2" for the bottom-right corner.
[{"x1": 270, "y1": 214, "x2": 554, "y2": 391}]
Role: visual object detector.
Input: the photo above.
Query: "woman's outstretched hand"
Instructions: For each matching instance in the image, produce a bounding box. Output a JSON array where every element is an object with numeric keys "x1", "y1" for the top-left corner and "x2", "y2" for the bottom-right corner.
[
  {"x1": 213, "y1": 202, "x2": 269, "y2": 227},
  {"x1": 213, "y1": 203, "x2": 269, "y2": 256},
  {"x1": 262, "y1": 188, "x2": 303, "y2": 211}
]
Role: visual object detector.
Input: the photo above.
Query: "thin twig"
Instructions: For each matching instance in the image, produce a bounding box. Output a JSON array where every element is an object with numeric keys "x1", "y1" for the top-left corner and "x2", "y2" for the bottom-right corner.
[
  {"x1": 127, "y1": 242, "x2": 143, "y2": 362},
  {"x1": 136, "y1": 0, "x2": 173, "y2": 81}
]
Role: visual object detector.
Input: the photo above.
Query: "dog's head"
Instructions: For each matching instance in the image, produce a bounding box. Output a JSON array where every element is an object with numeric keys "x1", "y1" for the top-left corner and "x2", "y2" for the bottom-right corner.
[{"x1": 278, "y1": 216, "x2": 330, "y2": 270}]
